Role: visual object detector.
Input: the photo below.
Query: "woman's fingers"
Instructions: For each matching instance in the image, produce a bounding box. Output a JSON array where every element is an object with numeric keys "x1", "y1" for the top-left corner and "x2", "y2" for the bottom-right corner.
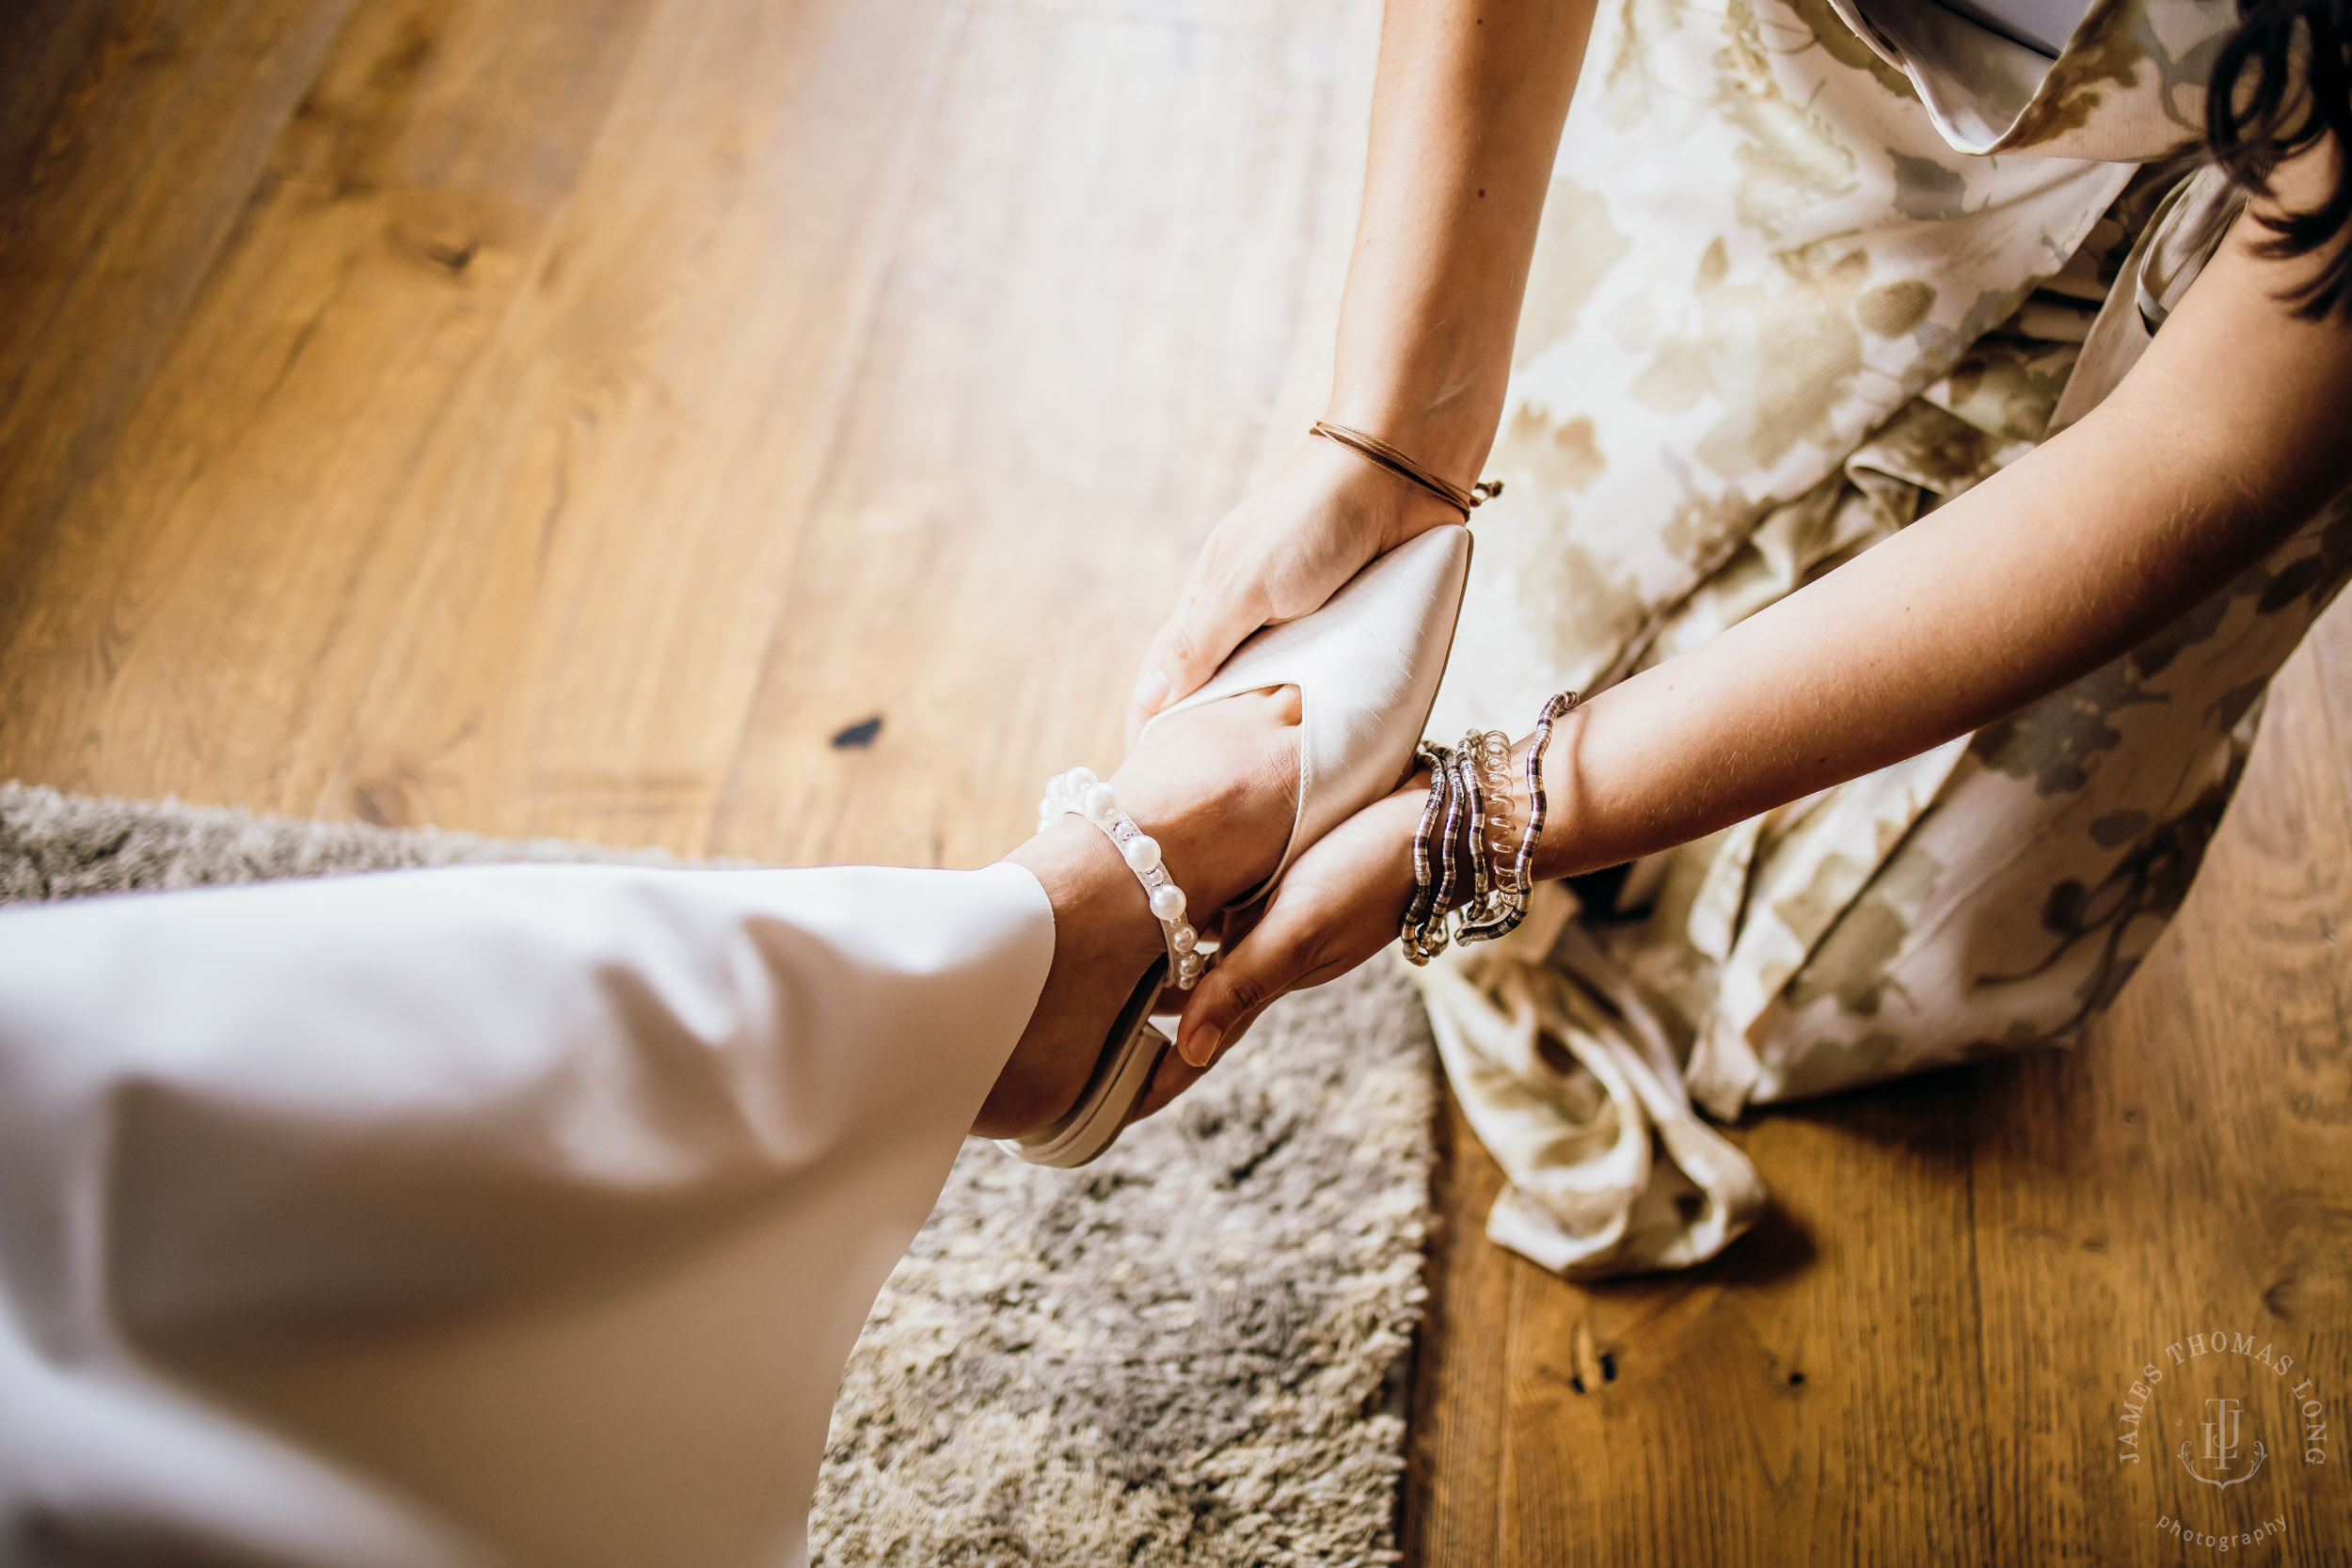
[
  {"x1": 1124, "y1": 437, "x2": 1436, "y2": 749},
  {"x1": 1121, "y1": 791, "x2": 1423, "y2": 1129},
  {"x1": 1171, "y1": 788, "x2": 1425, "y2": 1069},
  {"x1": 1130, "y1": 1043, "x2": 1203, "y2": 1123},
  {"x1": 1171, "y1": 930, "x2": 1290, "y2": 1069},
  {"x1": 1125, "y1": 568, "x2": 1267, "y2": 744}
]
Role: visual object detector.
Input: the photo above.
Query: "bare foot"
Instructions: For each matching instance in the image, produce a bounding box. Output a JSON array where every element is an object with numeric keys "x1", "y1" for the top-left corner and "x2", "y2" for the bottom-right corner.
[{"x1": 975, "y1": 687, "x2": 1301, "y2": 1138}]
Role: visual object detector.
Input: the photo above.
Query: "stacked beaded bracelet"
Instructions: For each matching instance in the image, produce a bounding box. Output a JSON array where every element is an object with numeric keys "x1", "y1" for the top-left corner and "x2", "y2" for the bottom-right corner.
[
  {"x1": 1038, "y1": 766, "x2": 1206, "y2": 990},
  {"x1": 1400, "y1": 735, "x2": 1497, "y2": 965},
  {"x1": 1399, "y1": 690, "x2": 1580, "y2": 965}
]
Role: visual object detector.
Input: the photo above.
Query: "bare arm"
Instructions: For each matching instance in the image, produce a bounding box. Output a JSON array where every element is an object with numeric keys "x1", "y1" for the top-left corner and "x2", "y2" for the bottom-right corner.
[
  {"x1": 1176, "y1": 147, "x2": 2352, "y2": 1067},
  {"x1": 1126, "y1": 0, "x2": 1595, "y2": 729},
  {"x1": 1529, "y1": 148, "x2": 2352, "y2": 879},
  {"x1": 1327, "y1": 0, "x2": 1595, "y2": 477}
]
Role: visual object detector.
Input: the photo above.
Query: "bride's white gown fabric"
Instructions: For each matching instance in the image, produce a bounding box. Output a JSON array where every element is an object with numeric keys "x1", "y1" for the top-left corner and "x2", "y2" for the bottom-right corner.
[{"x1": 0, "y1": 861, "x2": 1056, "y2": 1568}]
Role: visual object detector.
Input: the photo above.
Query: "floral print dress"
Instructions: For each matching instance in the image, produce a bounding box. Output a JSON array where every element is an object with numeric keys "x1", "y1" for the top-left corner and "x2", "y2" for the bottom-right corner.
[{"x1": 1417, "y1": 0, "x2": 2352, "y2": 1275}]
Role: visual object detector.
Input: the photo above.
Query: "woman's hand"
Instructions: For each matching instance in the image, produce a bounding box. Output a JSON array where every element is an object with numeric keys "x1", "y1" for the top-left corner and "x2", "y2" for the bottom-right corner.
[
  {"x1": 1167, "y1": 784, "x2": 1428, "y2": 1070},
  {"x1": 1127, "y1": 0, "x2": 1595, "y2": 744},
  {"x1": 1126, "y1": 438, "x2": 1459, "y2": 746}
]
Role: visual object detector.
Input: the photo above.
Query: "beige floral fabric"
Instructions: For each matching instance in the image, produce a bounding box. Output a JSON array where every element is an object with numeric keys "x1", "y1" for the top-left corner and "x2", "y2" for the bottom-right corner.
[{"x1": 1416, "y1": 0, "x2": 2352, "y2": 1276}]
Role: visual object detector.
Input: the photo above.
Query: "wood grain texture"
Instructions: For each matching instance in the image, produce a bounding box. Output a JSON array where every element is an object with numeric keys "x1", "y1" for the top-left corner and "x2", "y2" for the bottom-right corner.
[
  {"x1": 2, "y1": 4, "x2": 2347, "y2": 1563},
  {"x1": 706, "y1": 0, "x2": 1378, "y2": 867},
  {"x1": 0, "y1": 0, "x2": 358, "y2": 654}
]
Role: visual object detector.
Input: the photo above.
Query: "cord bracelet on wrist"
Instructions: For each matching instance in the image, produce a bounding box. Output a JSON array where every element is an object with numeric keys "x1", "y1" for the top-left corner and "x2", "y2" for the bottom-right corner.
[
  {"x1": 1399, "y1": 690, "x2": 1580, "y2": 965},
  {"x1": 1310, "y1": 420, "x2": 1502, "y2": 521}
]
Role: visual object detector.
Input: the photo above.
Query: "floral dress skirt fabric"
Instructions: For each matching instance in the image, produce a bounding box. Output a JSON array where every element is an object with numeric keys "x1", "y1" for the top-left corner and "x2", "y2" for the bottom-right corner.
[{"x1": 1416, "y1": 0, "x2": 2352, "y2": 1275}]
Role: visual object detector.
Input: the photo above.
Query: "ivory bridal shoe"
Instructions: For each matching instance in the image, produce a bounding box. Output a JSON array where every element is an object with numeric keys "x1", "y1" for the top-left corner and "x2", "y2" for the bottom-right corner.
[{"x1": 1005, "y1": 524, "x2": 1472, "y2": 1168}]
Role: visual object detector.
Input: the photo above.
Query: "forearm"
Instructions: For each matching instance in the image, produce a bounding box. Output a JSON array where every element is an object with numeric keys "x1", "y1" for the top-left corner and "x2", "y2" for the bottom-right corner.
[
  {"x1": 1175, "y1": 111, "x2": 2352, "y2": 1067},
  {"x1": 1528, "y1": 169, "x2": 2352, "y2": 881},
  {"x1": 1129, "y1": 0, "x2": 1597, "y2": 724},
  {"x1": 1327, "y1": 0, "x2": 1595, "y2": 482},
  {"x1": 1529, "y1": 417, "x2": 2257, "y2": 879}
]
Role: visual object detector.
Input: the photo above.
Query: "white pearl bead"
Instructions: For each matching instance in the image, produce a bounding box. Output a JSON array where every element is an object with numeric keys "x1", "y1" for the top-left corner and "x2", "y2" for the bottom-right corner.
[
  {"x1": 1122, "y1": 833, "x2": 1161, "y2": 873},
  {"x1": 1083, "y1": 784, "x2": 1121, "y2": 825},
  {"x1": 1149, "y1": 883, "x2": 1186, "y2": 923},
  {"x1": 1172, "y1": 927, "x2": 1197, "y2": 954},
  {"x1": 1063, "y1": 765, "x2": 1096, "y2": 791}
]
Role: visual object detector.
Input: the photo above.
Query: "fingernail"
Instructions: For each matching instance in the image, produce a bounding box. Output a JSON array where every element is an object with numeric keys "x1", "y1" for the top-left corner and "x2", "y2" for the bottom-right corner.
[
  {"x1": 1180, "y1": 1022, "x2": 1223, "y2": 1069},
  {"x1": 1132, "y1": 667, "x2": 1169, "y2": 713}
]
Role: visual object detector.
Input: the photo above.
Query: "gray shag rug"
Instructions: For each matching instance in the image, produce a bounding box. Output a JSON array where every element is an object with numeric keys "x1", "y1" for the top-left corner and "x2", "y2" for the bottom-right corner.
[{"x1": 0, "y1": 781, "x2": 1437, "y2": 1566}]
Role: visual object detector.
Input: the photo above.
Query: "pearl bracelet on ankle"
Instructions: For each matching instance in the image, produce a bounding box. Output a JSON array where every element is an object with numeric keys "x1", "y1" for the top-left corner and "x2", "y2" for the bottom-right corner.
[{"x1": 1038, "y1": 767, "x2": 1206, "y2": 991}]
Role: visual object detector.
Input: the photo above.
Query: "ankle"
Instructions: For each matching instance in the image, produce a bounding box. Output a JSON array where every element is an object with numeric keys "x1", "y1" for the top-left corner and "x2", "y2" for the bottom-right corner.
[
  {"x1": 980, "y1": 820, "x2": 1164, "y2": 1138},
  {"x1": 1104, "y1": 687, "x2": 1301, "y2": 914},
  {"x1": 1005, "y1": 818, "x2": 1164, "y2": 974},
  {"x1": 1104, "y1": 768, "x2": 1247, "y2": 914}
]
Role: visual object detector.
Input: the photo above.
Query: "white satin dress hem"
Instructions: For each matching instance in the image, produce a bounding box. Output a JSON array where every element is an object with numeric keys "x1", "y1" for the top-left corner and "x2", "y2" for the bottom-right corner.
[{"x1": 0, "y1": 860, "x2": 1057, "y2": 1568}]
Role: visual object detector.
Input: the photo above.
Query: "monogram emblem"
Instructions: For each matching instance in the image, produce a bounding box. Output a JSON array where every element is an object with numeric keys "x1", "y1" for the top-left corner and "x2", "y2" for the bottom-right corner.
[{"x1": 2178, "y1": 1397, "x2": 2267, "y2": 1489}]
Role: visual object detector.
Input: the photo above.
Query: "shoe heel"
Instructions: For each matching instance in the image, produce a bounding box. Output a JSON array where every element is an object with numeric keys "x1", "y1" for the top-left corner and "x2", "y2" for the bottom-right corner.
[
  {"x1": 999, "y1": 957, "x2": 1171, "y2": 1168},
  {"x1": 1017, "y1": 525, "x2": 1470, "y2": 1167}
]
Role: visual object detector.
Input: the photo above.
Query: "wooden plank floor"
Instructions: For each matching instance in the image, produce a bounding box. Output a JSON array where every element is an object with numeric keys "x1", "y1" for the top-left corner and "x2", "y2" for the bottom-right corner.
[{"x1": 4, "y1": 3, "x2": 2348, "y2": 1561}]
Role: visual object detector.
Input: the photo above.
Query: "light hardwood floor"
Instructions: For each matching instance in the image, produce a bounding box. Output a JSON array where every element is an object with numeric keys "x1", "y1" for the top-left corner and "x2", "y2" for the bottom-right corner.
[{"x1": 4, "y1": 2, "x2": 2348, "y2": 1561}]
